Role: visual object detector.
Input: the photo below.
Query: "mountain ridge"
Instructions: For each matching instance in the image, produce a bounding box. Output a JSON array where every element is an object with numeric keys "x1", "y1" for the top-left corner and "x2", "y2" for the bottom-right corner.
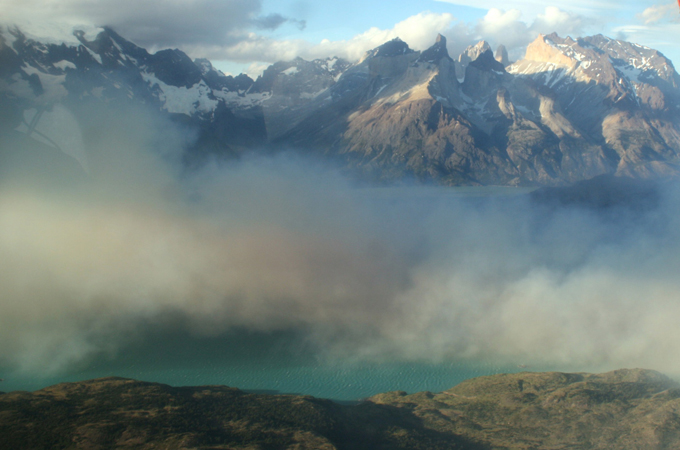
[
  {"x1": 2, "y1": 24, "x2": 680, "y2": 186},
  {"x1": 1, "y1": 368, "x2": 679, "y2": 449}
]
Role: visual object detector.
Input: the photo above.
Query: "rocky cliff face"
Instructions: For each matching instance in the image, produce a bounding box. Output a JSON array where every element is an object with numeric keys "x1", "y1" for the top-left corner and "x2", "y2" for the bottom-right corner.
[
  {"x1": 2, "y1": 24, "x2": 680, "y2": 186},
  {"x1": 508, "y1": 33, "x2": 680, "y2": 181},
  {"x1": 278, "y1": 36, "x2": 518, "y2": 185},
  {"x1": 279, "y1": 33, "x2": 680, "y2": 185},
  {"x1": 458, "y1": 40, "x2": 492, "y2": 74}
]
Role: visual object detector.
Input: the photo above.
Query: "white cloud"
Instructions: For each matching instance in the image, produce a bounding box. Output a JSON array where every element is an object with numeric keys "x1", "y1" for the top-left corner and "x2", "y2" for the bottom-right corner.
[
  {"x1": 388, "y1": 12, "x2": 458, "y2": 50},
  {"x1": 0, "y1": 0, "x2": 601, "y2": 68},
  {"x1": 479, "y1": 8, "x2": 523, "y2": 33},
  {"x1": 533, "y1": 6, "x2": 586, "y2": 36},
  {"x1": 435, "y1": 0, "x2": 622, "y2": 16},
  {"x1": 466, "y1": 6, "x2": 591, "y2": 60},
  {"x1": 245, "y1": 62, "x2": 272, "y2": 79},
  {"x1": 637, "y1": 3, "x2": 678, "y2": 24},
  {"x1": 313, "y1": 12, "x2": 456, "y2": 60},
  {"x1": 475, "y1": 8, "x2": 529, "y2": 50},
  {"x1": 201, "y1": 12, "x2": 457, "y2": 64},
  {"x1": 200, "y1": 6, "x2": 595, "y2": 71},
  {"x1": 5, "y1": 0, "x2": 674, "y2": 74},
  {"x1": 0, "y1": 0, "x2": 302, "y2": 51},
  {"x1": 613, "y1": 4, "x2": 680, "y2": 69}
]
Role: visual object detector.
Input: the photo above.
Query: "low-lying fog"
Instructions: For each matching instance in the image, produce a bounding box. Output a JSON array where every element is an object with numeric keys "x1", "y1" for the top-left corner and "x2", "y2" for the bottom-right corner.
[{"x1": 2, "y1": 103, "x2": 679, "y2": 395}]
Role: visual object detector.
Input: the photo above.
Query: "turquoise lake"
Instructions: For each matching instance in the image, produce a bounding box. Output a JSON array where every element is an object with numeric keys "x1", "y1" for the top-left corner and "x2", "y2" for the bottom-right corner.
[{"x1": 1, "y1": 326, "x2": 560, "y2": 400}]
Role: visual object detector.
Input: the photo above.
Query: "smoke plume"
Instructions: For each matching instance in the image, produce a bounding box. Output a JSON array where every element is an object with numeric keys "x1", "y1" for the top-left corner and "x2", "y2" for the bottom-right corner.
[{"x1": 1, "y1": 102, "x2": 680, "y2": 379}]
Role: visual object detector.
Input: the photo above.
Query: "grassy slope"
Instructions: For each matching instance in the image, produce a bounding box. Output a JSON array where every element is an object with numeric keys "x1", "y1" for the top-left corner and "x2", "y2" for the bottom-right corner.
[{"x1": 1, "y1": 369, "x2": 679, "y2": 449}]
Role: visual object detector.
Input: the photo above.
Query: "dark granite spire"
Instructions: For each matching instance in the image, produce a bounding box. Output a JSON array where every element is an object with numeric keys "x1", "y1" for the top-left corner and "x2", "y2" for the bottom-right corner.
[{"x1": 417, "y1": 33, "x2": 451, "y2": 63}]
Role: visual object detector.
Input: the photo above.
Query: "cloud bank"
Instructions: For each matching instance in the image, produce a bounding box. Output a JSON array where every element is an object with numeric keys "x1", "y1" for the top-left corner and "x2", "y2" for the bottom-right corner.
[
  {"x1": 0, "y1": 0, "x2": 595, "y2": 68},
  {"x1": 213, "y1": 6, "x2": 593, "y2": 69},
  {"x1": 2, "y1": 101, "x2": 680, "y2": 379},
  {"x1": 435, "y1": 0, "x2": 620, "y2": 16},
  {"x1": 0, "y1": 0, "x2": 301, "y2": 51},
  {"x1": 638, "y1": 3, "x2": 679, "y2": 25}
]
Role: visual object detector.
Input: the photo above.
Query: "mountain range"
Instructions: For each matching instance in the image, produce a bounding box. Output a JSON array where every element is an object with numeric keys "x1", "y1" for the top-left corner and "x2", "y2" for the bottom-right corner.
[{"x1": 2, "y1": 25, "x2": 680, "y2": 186}]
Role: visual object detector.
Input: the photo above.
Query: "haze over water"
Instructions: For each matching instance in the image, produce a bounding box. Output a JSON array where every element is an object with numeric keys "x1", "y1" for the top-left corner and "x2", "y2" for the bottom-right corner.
[
  {"x1": 2, "y1": 103, "x2": 680, "y2": 399},
  {"x1": 1, "y1": 180, "x2": 540, "y2": 399},
  {"x1": 2, "y1": 327, "x2": 534, "y2": 400}
]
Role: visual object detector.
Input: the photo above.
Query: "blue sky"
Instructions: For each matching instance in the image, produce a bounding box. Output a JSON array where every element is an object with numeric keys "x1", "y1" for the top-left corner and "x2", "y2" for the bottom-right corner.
[
  {"x1": 224, "y1": 0, "x2": 680, "y2": 76},
  {"x1": 2, "y1": 0, "x2": 679, "y2": 77},
  {"x1": 259, "y1": 0, "x2": 483, "y2": 41}
]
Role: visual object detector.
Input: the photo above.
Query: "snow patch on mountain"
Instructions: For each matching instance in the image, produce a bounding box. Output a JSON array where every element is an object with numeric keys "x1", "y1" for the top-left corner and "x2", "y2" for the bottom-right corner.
[
  {"x1": 547, "y1": 38, "x2": 588, "y2": 62},
  {"x1": 142, "y1": 73, "x2": 218, "y2": 116},
  {"x1": 21, "y1": 64, "x2": 68, "y2": 101},
  {"x1": 84, "y1": 46, "x2": 102, "y2": 65},
  {"x1": 54, "y1": 60, "x2": 77, "y2": 71},
  {"x1": 212, "y1": 90, "x2": 271, "y2": 108},
  {"x1": 300, "y1": 88, "x2": 328, "y2": 99},
  {"x1": 613, "y1": 62, "x2": 644, "y2": 84},
  {"x1": 324, "y1": 58, "x2": 338, "y2": 71},
  {"x1": 2, "y1": 21, "x2": 104, "y2": 47}
]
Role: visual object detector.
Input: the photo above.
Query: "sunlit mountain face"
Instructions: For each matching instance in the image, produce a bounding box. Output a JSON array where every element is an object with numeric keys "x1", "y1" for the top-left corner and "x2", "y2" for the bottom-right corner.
[
  {"x1": 4, "y1": 25, "x2": 680, "y2": 186},
  {"x1": 2, "y1": 1, "x2": 680, "y2": 406}
]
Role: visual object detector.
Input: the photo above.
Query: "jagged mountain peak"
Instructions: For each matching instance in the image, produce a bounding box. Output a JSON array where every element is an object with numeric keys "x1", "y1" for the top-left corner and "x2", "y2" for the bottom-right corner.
[
  {"x1": 495, "y1": 45, "x2": 509, "y2": 66},
  {"x1": 468, "y1": 50, "x2": 505, "y2": 72},
  {"x1": 148, "y1": 49, "x2": 203, "y2": 88},
  {"x1": 461, "y1": 40, "x2": 491, "y2": 61},
  {"x1": 458, "y1": 40, "x2": 492, "y2": 73},
  {"x1": 417, "y1": 33, "x2": 451, "y2": 63},
  {"x1": 523, "y1": 33, "x2": 583, "y2": 68},
  {"x1": 312, "y1": 56, "x2": 351, "y2": 78},
  {"x1": 372, "y1": 37, "x2": 415, "y2": 58},
  {"x1": 194, "y1": 57, "x2": 214, "y2": 75},
  {"x1": 251, "y1": 55, "x2": 349, "y2": 95},
  {"x1": 519, "y1": 32, "x2": 680, "y2": 92},
  {"x1": 580, "y1": 34, "x2": 679, "y2": 86},
  {"x1": 4, "y1": 25, "x2": 680, "y2": 187},
  {"x1": 461, "y1": 49, "x2": 505, "y2": 99},
  {"x1": 80, "y1": 26, "x2": 149, "y2": 62},
  {"x1": 194, "y1": 58, "x2": 254, "y2": 92}
]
